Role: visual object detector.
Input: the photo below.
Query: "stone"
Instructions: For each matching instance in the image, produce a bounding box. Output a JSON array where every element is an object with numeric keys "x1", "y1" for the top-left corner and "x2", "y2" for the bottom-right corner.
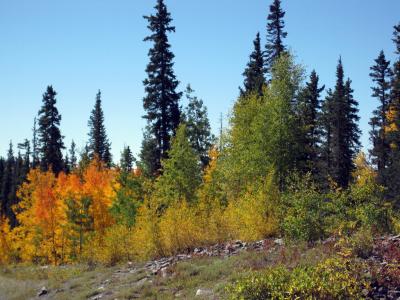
[
  {"x1": 274, "y1": 238, "x2": 284, "y2": 246},
  {"x1": 195, "y1": 289, "x2": 213, "y2": 297},
  {"x1": 38, "y1": 287, "x2": 48, "y2": 297}
]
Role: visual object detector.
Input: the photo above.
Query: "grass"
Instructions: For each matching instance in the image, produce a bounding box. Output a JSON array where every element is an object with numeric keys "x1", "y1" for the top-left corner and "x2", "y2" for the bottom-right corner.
[{"x1": 0, "y1": 242, "x2": 337, "y2": 299}]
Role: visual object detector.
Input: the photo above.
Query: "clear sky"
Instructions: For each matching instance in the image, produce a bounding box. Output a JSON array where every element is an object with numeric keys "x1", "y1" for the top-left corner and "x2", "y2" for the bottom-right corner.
[{"x1": 0, "y1": 0, "x2": 399, "y2": 161}]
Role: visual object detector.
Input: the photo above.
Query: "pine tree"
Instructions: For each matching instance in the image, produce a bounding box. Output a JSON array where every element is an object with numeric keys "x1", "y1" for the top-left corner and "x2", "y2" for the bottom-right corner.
[
  {"x1": 32, "y1": 117, "x2": 39, "y2": 168},
  {"x1": 141, "y1": 0, "x2": 182, "y2": 175},
  {"x1": 385, "y1": 23, "x2": 400, "y2": 206},
  {"x1": 17, "y1": 139, "x2": 30, "y2": 179},
  {"x1": 241, "y1": 32, "x2": 266, "y2": 96},
  {"x1": 320, "y1": 89, "x2": 334, "y2": 176},
  {"x1": 265, "y1": 0, "x2": 287, "y2": 74},
  {"x1": 120, "y1": 146, "x2": 135, "y2": 173},
  {"x1": 69, "y1": 140, "x2": 77, "y2": 170},
  {"x1": 182, "y1": 85, "x2": 213, "y2": 168},
  {"x1": 296, "y1": 70, "x2": 325, "y2": 177},
  {"x1": 1, "y1": 143, "x2": 15, "y2": 226},
  {"x1": 328, "y1": 59, "x2": 361, "y2": 188},
  {"x1": 37, "y1": 86, "x2": 64, "y2": 174},
  {"x1": 369, "y1": 51, "x2": 393, "y2": 182},
  {"x1": 87, "y1": 90, "x2": 112, "y2": 166},
  {"x1": 139, "y1": 129, "x2": 160, "y2": 176}
]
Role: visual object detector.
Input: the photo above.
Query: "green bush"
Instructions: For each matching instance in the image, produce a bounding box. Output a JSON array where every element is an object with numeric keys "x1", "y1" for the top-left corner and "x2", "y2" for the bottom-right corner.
[
  {"x1": 227, "y1": 257, "x2": 369, "y2": 300},
  {"x1": 280, "y1": 174, "x2": 327, "y2": 242}
]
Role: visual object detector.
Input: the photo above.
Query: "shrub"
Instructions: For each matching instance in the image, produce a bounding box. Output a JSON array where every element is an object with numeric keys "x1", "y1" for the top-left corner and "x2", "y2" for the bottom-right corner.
[
  {"x1": 280, "y1": 174, "x2": 327, "y2": 242},
  {"x1": 227, "y1": 257, "x2": 369, "y2": 300}
]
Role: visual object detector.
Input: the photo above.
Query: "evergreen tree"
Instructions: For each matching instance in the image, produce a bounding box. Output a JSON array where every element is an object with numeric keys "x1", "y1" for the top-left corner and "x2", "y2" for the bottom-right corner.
[
  {"x1": 141, "y1": 0, "x2": 182, "y2": 175},
  {"x1": 369, "y1": 51, "x2": 393, "y2": 182},
  {"x1": 265, "y1": 0, "x2": 287, "y2": 74},
  {"x1": 182, "y1": 85, "x2": 213, "y2": 168},
  {"x1": 120, "y1": 146, "x2": 135, "y2": 173},
  {"x1": 385, "y1": 23, "x2": 400, "y2": 206},
  {"x1": 37, "y1": 85, "x2": 64, "y2": 174},
  {"x1": 87, "y1": 90, "x2": 112, "y2": 166},
  {"x1": 320, "y1": 89, "x2": 334, "y2": 177},
  {"x1": 296, "y1": 70, "x2": 325, "y2": 177},
  {"x1": 64, "y1": 154, "x2": 71, "y2": 174},
  {"x1": 31, "y1": 117, "x2": 39, "y2": 168},
  {"x1": 139, "y1": 129, "x2": 160, "y2": 176},
  {"x1": 17, "y1": 139, "x2": 30, "y2": 179},
  {"x1": 241, "y1": 32, "x2": 266, "y2": 96},
  {"x1": 1, "y1": 143, "x2": 15, "y2": 226},
  {"x1": 327, "y1": 59, "x2": 360, "y2": 188},
  {"x1": 69, "y1": 140, "x2": 77, "y2": 170}
]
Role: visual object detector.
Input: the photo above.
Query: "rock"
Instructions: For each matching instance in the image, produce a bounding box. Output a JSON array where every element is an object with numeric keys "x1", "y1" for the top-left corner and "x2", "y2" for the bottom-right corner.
[
  {"x1": 274, "y1": 238, "x2": 284, "y2": 246},
  {"x1": 160, "y1": 267, "x2": 168, "y2": 278},
  {"x1": 195, "y1": 288, "x2": 213, "y2": 297},
  {"x1": 38, "y1": 287, "x2": 48, "y2": 297}
]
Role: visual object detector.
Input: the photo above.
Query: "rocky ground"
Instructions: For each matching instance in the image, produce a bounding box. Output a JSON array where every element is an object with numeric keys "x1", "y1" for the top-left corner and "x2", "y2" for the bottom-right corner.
[{"x1": 0, "y1": 236, "x2": 399, "y2": 300}]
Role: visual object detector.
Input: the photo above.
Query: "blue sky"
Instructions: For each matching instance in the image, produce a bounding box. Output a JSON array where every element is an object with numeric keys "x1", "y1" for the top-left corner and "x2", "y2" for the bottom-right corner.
[{"x1": 0, "y1": 0, "x2": 399, "y2": 161}]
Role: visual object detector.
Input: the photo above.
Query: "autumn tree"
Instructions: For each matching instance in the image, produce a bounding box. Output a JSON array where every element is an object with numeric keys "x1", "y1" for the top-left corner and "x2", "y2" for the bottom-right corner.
[{"x1": 153, "y1": 124, "x2": 201, "y2": 210}]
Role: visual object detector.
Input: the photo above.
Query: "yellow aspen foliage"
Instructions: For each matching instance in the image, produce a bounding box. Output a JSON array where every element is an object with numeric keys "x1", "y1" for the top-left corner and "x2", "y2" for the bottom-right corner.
[
  {"x1": 158, "y1": 200, "x2": 200, "y2": 256},
  {"x1": 196, "y1": 147, "x2": 229, "y2": 244},
  {"x1": 352, "y1": 152, "x2": 376, "y2": 186},
  {"x1": 130, "y1": 200, "x2": 161, "y2": 259},
  {"x1": 82, "y1": 159, "x2": 115, "y2": 234},
  {"x1": 0, "y1": 218, "x2": 12, "y2": 264},
  {"x1": 14, "y1": 169, "x2": 67, "y2": 265},
  {"x1": 223, "y1": 173, "x2": 279, "y2": 241}
]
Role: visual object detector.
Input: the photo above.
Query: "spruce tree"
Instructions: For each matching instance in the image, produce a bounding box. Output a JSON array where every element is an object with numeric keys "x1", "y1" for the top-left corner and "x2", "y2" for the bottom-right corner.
[
  {"x1": 69, "y1": 140, "x2": 77, "y2": 171},
  {"x1": 320, "y1": 89, "x2": 334, "y2": 176},
  {"x1": 1, "y1": 143, "x2": 15, "y2": 226},
  {"x1": 265, "y1": 0, "x2": 287, "y2": 74},
  {"x1": 31, "y1": 117, "x2": 39, "y2": 168},
  {"x1": 328, "y1": 59, "x2": 360, "y2": 188},
  {"x1": 141, "y1": 0, "x2": 182, "y2": 175},
  {"x1": 17, "y1": 139, "x2": 30, "y2": 179},
  {"x1": 182, "y1": 85, "x2": 213, "y2": 169},
  {"x1": 37, "y1": 85, "x2": 64, "y2": 174},
  {"x1": 120, "y1": 146, "x2": 135, "y2": 173},
  {"x1": 385, "y1": 23, "x2": 400, "y2": 206},
  {"x1": 369, "y1": 51, "x2": 393, "y2": 182},
  {"x1": 241, "y1": 32, "x2": 266, "y2": 96},
  {"x1": 139, "y1": 129, "x2": 160, "y2": 176},
  {"x1": 296, "y1": 70, "x2": 325, "y2": 177},
  {"x1": 87, "y1": 90, "x2": 112, "y2": 166}
]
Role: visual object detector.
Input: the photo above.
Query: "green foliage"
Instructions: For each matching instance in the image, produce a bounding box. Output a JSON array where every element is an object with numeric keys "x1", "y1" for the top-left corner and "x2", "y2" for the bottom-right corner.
[
  {"x1": 182, "y1": 85, "x2": 214, "y2": 169},
  {"x1": 110, "y1": 172, "x2": 143, "y2": 228},
  {"x1": 281, "y1": 173, "x2": 326, "y2": 242},
  {"x1": 141, "y1": 0, "x2": 182, "y2": 175},
  {"x1": 224, "y1": 53, "x2": 303, "y2": 196},
  {"x1": 227, "y1": 257, "x2": 369, "y2": 300},
  {"x1": 87, "y1": 90, "x2": 112, "y2": 166},
  {"x1": 37, "y1": 85, "x2": 65, "y2": 174},
  {"x1": 154, "y1": 124, "x2": 201, "y2": 209}
]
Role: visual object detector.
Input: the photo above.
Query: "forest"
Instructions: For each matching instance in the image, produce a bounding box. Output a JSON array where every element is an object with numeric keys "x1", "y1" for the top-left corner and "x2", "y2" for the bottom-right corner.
[{"x1": 1, "y1": 0, "x2": 400, "y2": 299}]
